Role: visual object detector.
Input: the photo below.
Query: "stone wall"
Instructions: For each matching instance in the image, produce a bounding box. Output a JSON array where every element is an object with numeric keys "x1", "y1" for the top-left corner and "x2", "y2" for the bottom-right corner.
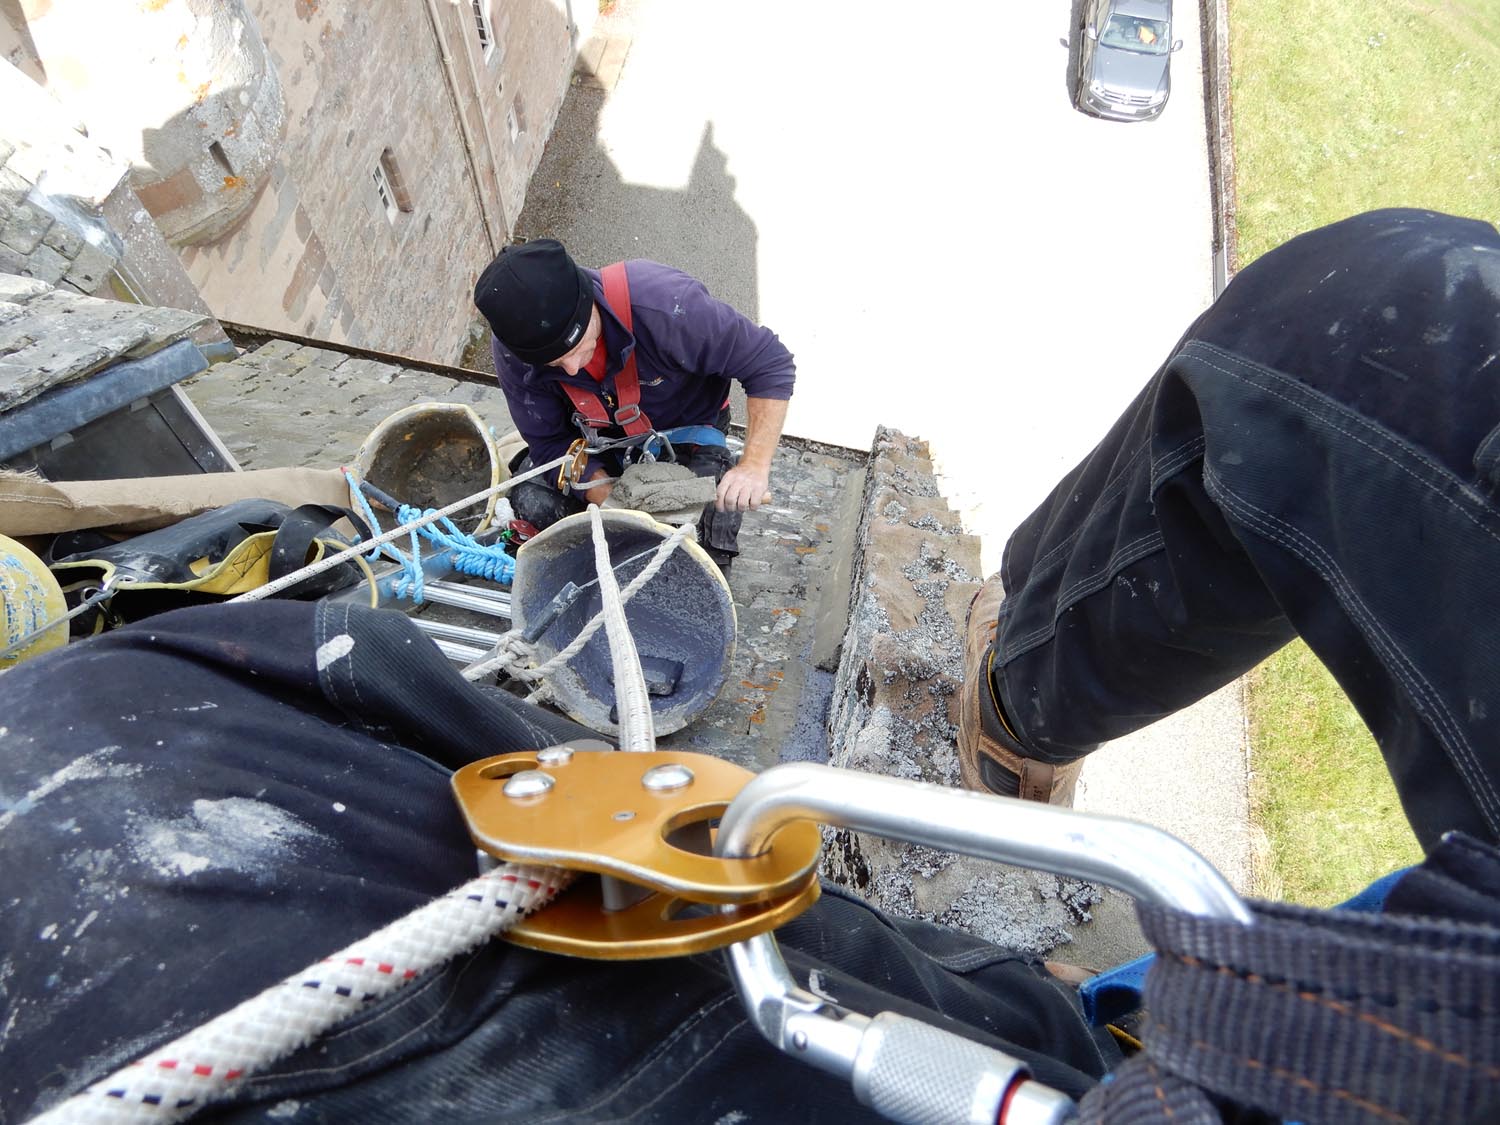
[
  {"x1": 3, "y1": 1, "x2": 591, "y2": 366},
  {"x1": 820, "y1": 428, "x2": 1105, "y2": 958},
  {"x1": 0, "y1": 65, "x2": 124, "y2": 296},
  {"x1": 0, "y1": 61, "x2": 230, "y2": 353},
  {"x1": 174, "y1": 0, "x2": 588, "y2": 364},
  {"x1": 9, "y1": 0, "x2": 287, "y2": 247}
]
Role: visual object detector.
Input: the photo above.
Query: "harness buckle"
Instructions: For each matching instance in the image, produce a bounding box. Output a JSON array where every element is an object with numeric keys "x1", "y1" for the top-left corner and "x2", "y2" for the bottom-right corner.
[
  {"x1": 613, "y1": 403, "x2": 643, "y2": 426},
  {"x1": 570, "y1": 410, "x2": 609, "y2": 433}
]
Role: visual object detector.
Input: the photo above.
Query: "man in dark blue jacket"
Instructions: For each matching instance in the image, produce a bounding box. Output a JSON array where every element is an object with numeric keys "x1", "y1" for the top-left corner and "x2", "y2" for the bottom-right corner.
[{"x1": 474, "y1": 240, "x2": 796, "y2": 569}]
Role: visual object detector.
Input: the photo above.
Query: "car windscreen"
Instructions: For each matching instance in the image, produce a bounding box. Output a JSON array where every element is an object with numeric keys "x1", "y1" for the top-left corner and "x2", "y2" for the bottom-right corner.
[{"x1": 1100, "y1": 15, "x2": 1170, "y2": 55}]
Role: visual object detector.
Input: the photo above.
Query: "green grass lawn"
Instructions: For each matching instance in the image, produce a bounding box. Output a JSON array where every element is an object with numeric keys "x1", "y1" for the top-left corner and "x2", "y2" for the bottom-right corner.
[
  {"x1": 1230, "y1": 0, "x2": 1500, "y2": 264},
  {"x1": 1245, "y1": 642, "x2": 1422, "y2": 905},
  {"x1": 1227, "y1": 0, "x2": 1496, "y2": 902}
]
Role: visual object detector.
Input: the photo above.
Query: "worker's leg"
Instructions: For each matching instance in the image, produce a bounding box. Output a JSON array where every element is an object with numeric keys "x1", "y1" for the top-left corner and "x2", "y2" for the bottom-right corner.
[{"x1": 972, "y1": 209, "x2": 1500, "y2": 849}]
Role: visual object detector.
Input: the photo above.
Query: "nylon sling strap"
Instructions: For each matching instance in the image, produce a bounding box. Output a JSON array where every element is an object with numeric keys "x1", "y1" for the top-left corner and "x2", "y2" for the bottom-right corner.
[
  {"x1": 560, "y1": 262, "x2": 653, "y2": 437},
  {"x1": 1075, "y1": 834, "x2": 1500, "y2": 1124}
]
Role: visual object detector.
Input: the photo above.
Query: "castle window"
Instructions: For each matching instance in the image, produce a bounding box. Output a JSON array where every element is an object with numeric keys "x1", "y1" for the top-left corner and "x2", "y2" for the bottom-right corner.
[
  {"x1": 507, "y1": 95, "x2": 526, "y2": 144},
  {"x1": 372, "y1": 149, "x2": 413, "y2": 223},
  {"x1": 471, "y1": 0, "x2": 496, "y2": 61}
]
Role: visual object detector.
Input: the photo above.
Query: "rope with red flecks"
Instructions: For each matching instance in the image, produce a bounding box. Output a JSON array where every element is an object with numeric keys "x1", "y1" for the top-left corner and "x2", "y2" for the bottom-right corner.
[
  {"x1": 32, "y1": 864, "x2": 573, "y2": 1124},
  {"x1": 34, "y1": 508, "x2": 652, "y2": 1125}
]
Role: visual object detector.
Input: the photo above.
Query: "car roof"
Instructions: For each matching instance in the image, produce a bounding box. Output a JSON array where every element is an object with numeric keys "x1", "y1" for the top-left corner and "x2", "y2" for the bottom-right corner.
[{"x1": 1109, "y1": 0, "x2": 1172, "y2": 19}]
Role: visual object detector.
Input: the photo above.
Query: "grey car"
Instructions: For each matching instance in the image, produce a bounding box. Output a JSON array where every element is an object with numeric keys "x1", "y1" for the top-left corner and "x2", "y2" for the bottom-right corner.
[{"x1": 1071, "y1": 0, "x2": 1183, "y2": 121}]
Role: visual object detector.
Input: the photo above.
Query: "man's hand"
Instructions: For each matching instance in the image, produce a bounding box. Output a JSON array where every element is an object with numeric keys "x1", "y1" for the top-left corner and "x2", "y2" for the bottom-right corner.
[
  {"x1": 583, "y1": 467, "x2": 613, "y2": 506},
  {"x1": 716, "y1": 462, "x2": 771, "y2": 512},
  {"x1": 716, "y1": 395, "x2": 790, "y2": 513}
]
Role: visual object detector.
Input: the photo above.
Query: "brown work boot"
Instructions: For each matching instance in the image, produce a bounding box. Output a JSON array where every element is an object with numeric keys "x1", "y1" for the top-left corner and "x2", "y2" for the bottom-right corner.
[{"x1": 957, "y1": 575, "x2": 1083, "y2": 805}]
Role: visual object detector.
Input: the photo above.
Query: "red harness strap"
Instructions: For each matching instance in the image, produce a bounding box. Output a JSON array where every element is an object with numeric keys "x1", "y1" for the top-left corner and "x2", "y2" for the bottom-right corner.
[{"x1": 559, "y1": 263, "x2": 653, "y2": 436}]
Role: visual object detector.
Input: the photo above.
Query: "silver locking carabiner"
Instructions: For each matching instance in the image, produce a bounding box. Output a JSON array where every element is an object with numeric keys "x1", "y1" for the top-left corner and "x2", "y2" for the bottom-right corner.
[{"x1": 715, "y1": 763, "x2": 1252, "y2": 1124}]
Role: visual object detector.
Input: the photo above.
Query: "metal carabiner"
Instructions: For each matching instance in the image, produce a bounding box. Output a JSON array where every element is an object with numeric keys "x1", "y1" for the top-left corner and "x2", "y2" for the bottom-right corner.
[
  {"x1": 0, "y1": 576, "x2": 121, "y2": 661},
  {"x1": 556, "y1": 437, "x2": 594, "y2": 492},
  {"x1": 715, "y1": 764, "x2": 1253, "y2": 1125}
]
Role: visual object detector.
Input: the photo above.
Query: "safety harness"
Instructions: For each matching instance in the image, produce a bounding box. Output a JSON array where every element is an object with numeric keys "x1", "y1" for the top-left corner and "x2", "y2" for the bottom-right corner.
[
  {"x1": 562, "y1": 262, "x2": 653, "y2": 440},
  {"x1": 557, "y1": 263, "x2": 727, "y2": 461}
]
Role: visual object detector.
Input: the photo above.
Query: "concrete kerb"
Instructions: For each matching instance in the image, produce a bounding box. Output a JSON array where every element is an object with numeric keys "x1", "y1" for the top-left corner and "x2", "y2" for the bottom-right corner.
[{"x1": 1201, "y1": 0, "x2": 1238, "y2": 294}]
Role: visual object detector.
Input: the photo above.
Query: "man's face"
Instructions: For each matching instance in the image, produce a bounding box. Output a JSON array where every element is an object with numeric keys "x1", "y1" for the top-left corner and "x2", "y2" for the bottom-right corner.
[{"x1": 549, "y1": 304, "x2": 602, "y2": 376}]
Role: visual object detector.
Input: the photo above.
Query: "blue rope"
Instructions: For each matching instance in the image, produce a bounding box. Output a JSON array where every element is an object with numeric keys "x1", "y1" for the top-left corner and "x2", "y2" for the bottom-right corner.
[
  {"x1": 342, "y1": 471, "x2": 514, "y2": 603},
  {"x1": 394, "y1": 504, "x2": 515, "y2": 591}
]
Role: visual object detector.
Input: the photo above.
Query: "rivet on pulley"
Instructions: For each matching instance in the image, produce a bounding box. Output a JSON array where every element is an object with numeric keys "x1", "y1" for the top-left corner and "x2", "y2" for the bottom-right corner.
[
  {"x1": 642, "y1": 763, "x2": 694, "y2": 792},
  {"x1": 536, "y1": 745, "x2": 575, "y2": 766},
  {"x1": 504, "y1": 770, "x2": 555, "y2": 798}
]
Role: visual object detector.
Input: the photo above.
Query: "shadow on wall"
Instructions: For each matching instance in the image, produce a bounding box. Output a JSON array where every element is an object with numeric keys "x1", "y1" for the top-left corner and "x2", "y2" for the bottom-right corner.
[{"x1": 465, "y1": 72, "x2": 759, "y2": 380}]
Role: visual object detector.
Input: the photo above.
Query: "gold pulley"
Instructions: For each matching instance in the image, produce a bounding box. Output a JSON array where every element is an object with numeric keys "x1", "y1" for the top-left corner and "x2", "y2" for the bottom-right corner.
[{"x1": 451, "y1": 746, "x2": 822, "y2": 959}]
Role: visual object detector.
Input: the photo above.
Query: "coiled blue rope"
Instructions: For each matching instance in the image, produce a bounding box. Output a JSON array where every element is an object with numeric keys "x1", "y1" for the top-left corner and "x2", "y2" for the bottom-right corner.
[
  {"x1": 395, "y1": 503, "x2": 515, "y2": 593},
  {"x1": 344, "y1": 471, "x2": 514, "y2": 603}
]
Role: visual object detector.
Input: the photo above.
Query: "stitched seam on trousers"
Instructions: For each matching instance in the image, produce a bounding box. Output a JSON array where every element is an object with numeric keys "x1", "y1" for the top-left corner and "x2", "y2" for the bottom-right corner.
[
  {"x1": 1052, "y1": 531, "x2": 1168, "y2": 615},
  {"x1": 1003, "y1": 531, "x2": 1167, "y2": 657},
  {"x1": 1207, "y1": 470, "x2": 1500, "y2": 831},
  {"x1": 1026, "y1": 439, "x2": 1160, "y2": 579},
  {"x1": 523, "y1": 992, "x2": 742, "y2": 1123},
  {"x1": 243, "y1": 949, "x2": 492, "y2": 1084},
  {"x1": 1185, "y1": 342, "x2": 1500, "y2": 549},
  {"x1": 1164, "y1": 951, "x2": 1500, "y2": 1078},
  {"x1": 304, "y1": 959, "x2": 452, "y2": 1046},
  {"x1": 1150, "y1": 436, "x2": 1207, "y2": 492},
  {"x1": 924, "y1": 946, "x2": 1016, "y2": 973},
  {"x1": 339, "y1": 603, "x2": 367, "y2": 715},
  {"x1": 314, "y1": 602, "x2": 329, "y2": 698},
  {"x1": 1003, "y1": 427, "x2": 1197, "y2": 656},
  {"x1": 608, "y1": 1016, "x2": 754, "y2": 1121},
  {"x1": 1026, "y1": 429, "x2": 1201, "y2": 581},
  {"x1": 1150, "y1": 1013, "x2": 1413, "y2": 1122}
]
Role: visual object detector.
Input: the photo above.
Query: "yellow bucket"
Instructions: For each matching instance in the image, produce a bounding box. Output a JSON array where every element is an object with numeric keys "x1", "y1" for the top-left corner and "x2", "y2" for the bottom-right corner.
[{"x1": 1, "y1": 534, "x2": 68, "y2": 666}]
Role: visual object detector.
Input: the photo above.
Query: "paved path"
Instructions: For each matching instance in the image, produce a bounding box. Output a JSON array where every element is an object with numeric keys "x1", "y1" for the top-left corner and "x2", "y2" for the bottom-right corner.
[{"x1": 520, "y1": 0, "x2": 1251, "y2": 900}]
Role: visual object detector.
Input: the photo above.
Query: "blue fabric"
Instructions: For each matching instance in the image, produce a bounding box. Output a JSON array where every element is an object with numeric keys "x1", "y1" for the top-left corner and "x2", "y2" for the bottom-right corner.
[
  {"x1": 1337, "y1": 867, "x2": 1413, "y2": 913},
  {"x1": 989, "y1": 209, "x2": 1500, "y2": 851},
  {"x1": 1079, "y1": 952, "x2": 1155, "y2": 1028},
  {"x1": 651, "y1": 423, "x2": 729, "y2": 452}
]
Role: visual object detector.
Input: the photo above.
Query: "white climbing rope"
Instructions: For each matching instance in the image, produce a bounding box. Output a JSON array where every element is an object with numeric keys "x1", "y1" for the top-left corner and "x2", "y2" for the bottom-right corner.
[
  {"x1": 31, "y1": 865, "x2": 572, "y2": 1125},
  {"x1": 38, "y1": 507, "x2": 660, "y2": 1124},
  {"x1": 586, "y1": 505, "x2": 655, "y2": 752},
  {"x1": 458, "y1": 518, "x2": 696, "y2": 690}
]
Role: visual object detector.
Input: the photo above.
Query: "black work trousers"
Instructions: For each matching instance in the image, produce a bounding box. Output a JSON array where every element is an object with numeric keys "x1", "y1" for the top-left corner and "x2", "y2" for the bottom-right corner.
[
  {"x1": 989, "y1": 209, "x2": 1500, "y2": 851},
  {"x1": 0, "y1": 602, "x2": 1113, "y2": 1122}
]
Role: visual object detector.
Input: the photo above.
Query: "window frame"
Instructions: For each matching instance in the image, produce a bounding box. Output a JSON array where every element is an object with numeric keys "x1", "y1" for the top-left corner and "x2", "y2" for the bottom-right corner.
[{"x1": 471, "y1": 0, "x2": 496, "y2": 62}]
